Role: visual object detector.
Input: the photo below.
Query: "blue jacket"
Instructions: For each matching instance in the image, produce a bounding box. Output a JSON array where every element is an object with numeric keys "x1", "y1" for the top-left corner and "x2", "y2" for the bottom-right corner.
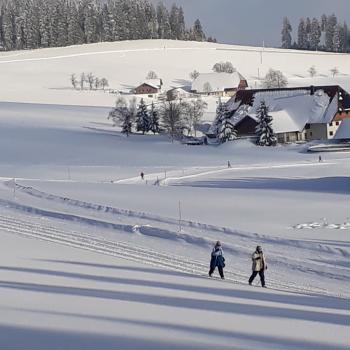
[{"x1": 210, "y1": 247, "x2": 225, "y2": 269}]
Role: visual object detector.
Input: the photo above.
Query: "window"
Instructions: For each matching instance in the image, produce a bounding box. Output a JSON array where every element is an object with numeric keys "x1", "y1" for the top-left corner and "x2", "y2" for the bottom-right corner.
[
  {"x1": 310, "y1": 132, "x2": 313, "y2": 136},
  {"x1": 329, "y1": 131, "x2": 334, "y2": 136},
  {"x1": 336, "y1": 121, "x2": 340, "y2": 126},
  {"x1": 329, "y1": 122, "x2": 333, "y2": 127}
]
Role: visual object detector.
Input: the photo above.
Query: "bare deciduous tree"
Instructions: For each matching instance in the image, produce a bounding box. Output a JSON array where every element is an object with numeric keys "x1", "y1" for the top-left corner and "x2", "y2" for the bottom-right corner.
[
  {"x1": 146, "y1": 70, "x2": 158, "y2": 79},
  {"x1": 212, "y1": 61, "x2": 236, "y2": 73},
  {"x1": 70, "y1": 74, "x2": 78, "y2": 89},
  {"x1": 87, "y1": 73, "x2": 95, "y2": 90},
  {"x1": 203, "y1": 82, "x2": 212, "y2": 94},
  {"x1": 189, "y1": 69, "x2": 200, "y2": 80},
  {"x1": 330, "y1": 67, "x2": 339, "y2": 77},
  {"x1": 182, "y1": 97, "x2": 208, "y2": 136},
  {"x1": 308, "y1": 66, "x2": 317, "y2": 77},
  {"x1": 262, "y1": 69, "x2": 288, "y2": 88},
  {"x1": 108, "y1": 97, "x2": 137, "y2": 137},
  {"x1": 100, "y1": 78, "x2": 109, "y2": 91},
  {"x1": 94, "y1": 77, "x2": 100, "y2": 90},
  {"x1": 159, "y1": 101, "x2": 185, "y2": 142}
]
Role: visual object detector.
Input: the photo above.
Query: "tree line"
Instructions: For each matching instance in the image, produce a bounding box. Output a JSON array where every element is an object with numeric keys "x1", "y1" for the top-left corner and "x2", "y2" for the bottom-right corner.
[
  {"x1": 0, "y1": 0, "x2": 208, "y2": 51},
  {"x1": 108, "y1": 97, "x2": 208, "y2": 141},
  {"x1": 109, "y1": 96, "x2": 277, "y2": 147},
  {"x1": 281, "y1": 14, "x2": 350, "y2": 52}
]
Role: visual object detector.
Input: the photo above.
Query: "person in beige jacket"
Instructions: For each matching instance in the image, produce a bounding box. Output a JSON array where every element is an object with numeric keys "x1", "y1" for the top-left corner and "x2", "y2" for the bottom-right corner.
[{"x1": 248, "y1": 246, "x2": 267, "y2": 287}]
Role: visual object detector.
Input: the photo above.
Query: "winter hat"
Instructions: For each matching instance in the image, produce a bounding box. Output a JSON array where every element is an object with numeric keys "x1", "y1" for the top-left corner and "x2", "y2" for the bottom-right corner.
[
  {"x1": 216, "y1": 241, "x2": 222, "y2": 247},
  {"x1": 256, "y1": 245, "x2": 262, "y2": 252}
]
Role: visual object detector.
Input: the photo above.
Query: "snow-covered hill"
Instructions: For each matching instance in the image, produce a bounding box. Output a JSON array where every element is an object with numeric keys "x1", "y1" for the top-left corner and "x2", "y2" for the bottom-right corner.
[
  {"x1": 0, "y1": 41, "x2": 350, "y2": 349},
  {"x1": 1, "y1": 39, "x2": 350, "y2": 107}
]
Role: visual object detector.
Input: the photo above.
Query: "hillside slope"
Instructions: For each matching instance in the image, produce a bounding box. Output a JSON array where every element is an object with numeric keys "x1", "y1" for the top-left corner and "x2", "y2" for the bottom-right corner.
[{"x1": 1, "y1": 39, "x2": 350, "y2": 107}]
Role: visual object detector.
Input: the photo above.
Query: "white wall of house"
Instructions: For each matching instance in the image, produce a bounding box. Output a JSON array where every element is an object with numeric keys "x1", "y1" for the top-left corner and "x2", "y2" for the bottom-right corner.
[
  {"x1": 327, "y1": 120, "x2": 341, "y2": 139},
  {"x1": 306, "y1": 122, "x2": 341, "y2": 140}
]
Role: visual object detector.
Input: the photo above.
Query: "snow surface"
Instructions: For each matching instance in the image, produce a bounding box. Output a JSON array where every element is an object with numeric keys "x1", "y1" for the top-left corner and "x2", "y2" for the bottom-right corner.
[
  {"x1": 0, "y1": 40, "x2": 350, "y2": 349},
  {"x1": 191, "y1": 72, "x2": 244, "y2": 93}
]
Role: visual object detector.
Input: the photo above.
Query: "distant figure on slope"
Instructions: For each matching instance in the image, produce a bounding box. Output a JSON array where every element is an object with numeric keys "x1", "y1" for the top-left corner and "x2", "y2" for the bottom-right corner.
[
  {"x1": 249, "y1": 245, "x2": 267, "y2": 287},
  {"x1": 209, "y1": 241, "x2": 225, "y2": 279},
  {"x1": 140, "y1": 172, "x2": 144, "y2": 180},
  {"x1": 318, "y1": 155, "x2": 322, "y2": 162},
  {"x1": 228, "y1": 160, "x2": 231, "y2": 168}
]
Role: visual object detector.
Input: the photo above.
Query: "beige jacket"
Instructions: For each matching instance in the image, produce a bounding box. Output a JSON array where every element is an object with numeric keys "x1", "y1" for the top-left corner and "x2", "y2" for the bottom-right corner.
[{"x1": 251, "y1": 252, "x2": 267, "y2": 272}]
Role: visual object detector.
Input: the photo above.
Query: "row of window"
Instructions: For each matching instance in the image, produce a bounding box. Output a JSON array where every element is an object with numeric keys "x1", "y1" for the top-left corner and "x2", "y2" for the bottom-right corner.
[
  {"x1": 307, "y1": 131, "x2": 334, "y2": 137},
  {"x1": 329, "y1": 121, "x2": 340, "y2": 127}
]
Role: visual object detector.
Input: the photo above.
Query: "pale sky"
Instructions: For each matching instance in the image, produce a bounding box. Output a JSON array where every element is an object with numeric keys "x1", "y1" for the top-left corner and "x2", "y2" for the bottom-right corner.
[{"x1": 151, "y1": 0, "x2": 350, "y2": 46}]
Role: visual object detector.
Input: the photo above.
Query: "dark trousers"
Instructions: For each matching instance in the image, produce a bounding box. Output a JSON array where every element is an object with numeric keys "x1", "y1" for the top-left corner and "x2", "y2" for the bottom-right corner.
[
  {"x1": 249, "y1": 270, "x2": 265, "y2": 286},
  {"x1": 209, "y1": 266, "x2": 224, "y2": 278}
]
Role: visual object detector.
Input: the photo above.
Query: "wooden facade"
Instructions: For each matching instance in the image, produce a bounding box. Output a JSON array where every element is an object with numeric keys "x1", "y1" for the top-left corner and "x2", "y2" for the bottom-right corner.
[{"x1": 134, "y1": 83, "x2": 159, "y2": 95}]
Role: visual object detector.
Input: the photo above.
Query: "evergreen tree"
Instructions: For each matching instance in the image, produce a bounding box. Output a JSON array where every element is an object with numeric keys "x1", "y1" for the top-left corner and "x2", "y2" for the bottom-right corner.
[
  {"x1": 136, "y1": 98, "x2": 151, "y2": 134},
  {"x1": 333, "y1": 24, "x2": 342, "y2": 52},
  {"x1": 255, "y1": 101, "x2": 277, "y2": 146},
  {"x1": 156, "y1": 3, "x2": 171, "y2": 39},
  {"x1": 325, "y1": 14, "x2": 337, "y2": 51},
  {"x1": 297, "y1": 18, "x2": 307, "y2": 49},
  {"x1": 342, "y1": 22, "x2": 349, "y2": 52},
  {"x1": 310, "y1": 18, "x2": 321, "y2": 50},
  {"x1": 149, "y1": 102, "x2": 160, "y2": 134},
  {"x1": 192, "y1": 19, "x2": 205, "y2": 41},
  {"x1": 218, "y1": 116, "x2": 237, "y2": 144},
  {"x1": 213, "y1": 99, "x2": 226, "y2": 137},
  {"x1": 321, "y1": 14, "x2": 328, "y2": 32},
  {"x1": 281, "y1": 17, "x2": 292, "y2": 49},
  {"x1": 0, "y1": 0, "x2": 209, "y2": 52},
  {"x1": 108, "y1": 96, "x2": 134, "y2": 137},
  {"x1": 305, "y1": 17, "x2": 312, "y2": 49}
]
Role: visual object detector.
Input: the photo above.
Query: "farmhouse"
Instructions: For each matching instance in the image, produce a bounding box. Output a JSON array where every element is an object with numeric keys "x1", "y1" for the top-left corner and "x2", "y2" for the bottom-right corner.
[
  {"x1": 191, "y1": 72, "x2": 248, "y2": 97},
  {"x1": 134, "y1": 79, "x2": 163, "y2": 95},
  {"x1": 226, "y1": 85, "x2": 350, "y2": 143},
  {"x1": 166, "y1": 87, "x2": 191, "y2": 101}
]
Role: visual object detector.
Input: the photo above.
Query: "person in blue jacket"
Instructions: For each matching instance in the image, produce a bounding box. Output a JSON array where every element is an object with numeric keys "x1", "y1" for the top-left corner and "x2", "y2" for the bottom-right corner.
[{"x1": 209, "y1": 241, "x2": 225, "y2": 279}]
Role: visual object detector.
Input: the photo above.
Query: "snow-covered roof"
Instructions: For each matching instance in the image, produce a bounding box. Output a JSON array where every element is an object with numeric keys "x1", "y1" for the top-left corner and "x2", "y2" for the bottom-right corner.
[
  {"x1": 191, "y1": 72, "x2": 246, "y2": 93},
  {"x1": 139, "y1": 79, "x2": 162, "y2": 89},
  {"x1": 335, "y1": 119, "x2": 350, "y2": 139},
  {"x1": 231, "y1": 88, "x2": 336, "y2": 134}
]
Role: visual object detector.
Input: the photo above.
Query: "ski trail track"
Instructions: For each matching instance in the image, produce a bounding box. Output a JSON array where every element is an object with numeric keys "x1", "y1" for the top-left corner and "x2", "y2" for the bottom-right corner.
[
  {"x1": 1, "y1": 183, "x2": 349, "y2": 299},
  {"x1": 10, "y1": 182, "x2": 350, "y2": 259},
  {"x1": 113, "y1": 161, "x2": 336, "y2": 186},
  {"x1": 0, "y1": 213, "x2": 343, "y2": 299}
]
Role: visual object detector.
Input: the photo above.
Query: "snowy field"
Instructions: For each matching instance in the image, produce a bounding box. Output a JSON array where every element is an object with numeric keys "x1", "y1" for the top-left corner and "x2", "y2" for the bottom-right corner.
[
  {"x1": 1, "y1": 39, "x2": 350, "y2": 122},
  {"x1": 0, "y1": 40, "x2": 350, "y2": 349}
]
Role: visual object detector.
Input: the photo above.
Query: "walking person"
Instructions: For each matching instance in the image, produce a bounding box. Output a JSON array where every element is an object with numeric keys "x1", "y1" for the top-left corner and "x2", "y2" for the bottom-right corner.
[
  {"x1": 209, "y1": 241, "x2": 225, "y2": 279},
  {"x1": 140, "y1": 171, "x2": 144, "y2": 180},
  {"x1": 248, "y1": 246, "x2": 267, "y2": 287},
  {"x1": 318, "y1": 155, "x2": 322, "y2": 163},
  {"x1": 227, "y1": 160, "x2": 231, "y2": 168}
]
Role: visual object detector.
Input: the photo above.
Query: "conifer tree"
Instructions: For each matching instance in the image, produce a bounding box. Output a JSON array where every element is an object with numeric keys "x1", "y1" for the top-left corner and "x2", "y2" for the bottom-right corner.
[
  {"x1": 213, "y1": 99, "x2": 236, "y2": 143},
  {"x1": 149, "y1": 102, "x2": 160, "y2": 134},
  {"x1": 310, "y1": 18, "x2": 321, "y2": 50},
  {"x1": 136, "y1": 98, "x2": 151, "y2": 134},
  {"x1": 255, "y1": 101, "x2": 277, "y2": 146},
  {"x1": 281, "y1": 17, "x2": 292, "y2": 49},
  {"x1": 218, "y1": 116, "x2": 237, "y2": 144},
  {"x1": 297, "y1": 18, "x2": 307, "y2": 49}
]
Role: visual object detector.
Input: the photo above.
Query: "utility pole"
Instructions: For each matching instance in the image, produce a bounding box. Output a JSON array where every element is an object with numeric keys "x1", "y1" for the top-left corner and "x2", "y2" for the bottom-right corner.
[
  {"x1": 178, "y1": 200, "x2": 182, "y2": 232},
  {"x1": 13, "y1": 178, "x2": 16, "y2": 200},
  {"x1": 67, "y1": 166, "x2": 71, "y2": 181}
]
